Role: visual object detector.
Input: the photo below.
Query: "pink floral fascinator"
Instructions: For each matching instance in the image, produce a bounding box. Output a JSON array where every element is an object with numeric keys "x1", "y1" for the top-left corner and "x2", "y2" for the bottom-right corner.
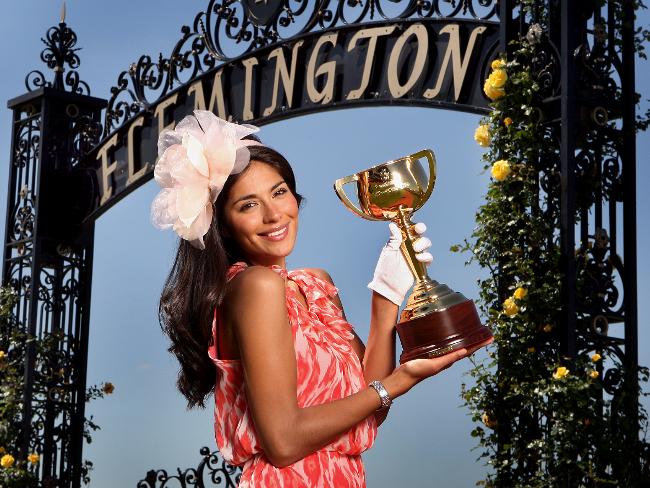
[{"x1": 150, "y1": 110, "x2": 262, "y2": 250}]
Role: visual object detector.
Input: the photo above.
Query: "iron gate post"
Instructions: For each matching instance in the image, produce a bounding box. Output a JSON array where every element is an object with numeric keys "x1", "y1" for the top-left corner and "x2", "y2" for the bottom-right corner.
[
  {"x1": 2, "y1": 16, "x2": 106, "y2": 487},
  {"x1": 559, "y1": 0, "x2": 578, "y2": 361}
]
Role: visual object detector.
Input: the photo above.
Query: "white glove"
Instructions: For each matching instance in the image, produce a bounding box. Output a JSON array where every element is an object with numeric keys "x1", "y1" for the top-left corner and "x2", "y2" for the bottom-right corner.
[{"x1": 367, "y1": 222, "x2": 433, "y2": 306}]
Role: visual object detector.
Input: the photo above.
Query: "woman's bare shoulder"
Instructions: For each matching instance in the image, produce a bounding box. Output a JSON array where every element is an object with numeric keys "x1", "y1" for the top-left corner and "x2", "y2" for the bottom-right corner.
[
  {"x1": 226, "y1": 266, "x2": 285, "y2": 301},
  {"x1": 219, "y1": 267, "x2": 287, "y2": 358}
]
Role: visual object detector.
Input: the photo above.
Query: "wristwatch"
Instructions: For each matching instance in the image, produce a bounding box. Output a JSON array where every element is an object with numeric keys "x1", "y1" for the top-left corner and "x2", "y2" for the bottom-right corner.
[{"x1": 368, "y1": 380, "x2": 392, "y2": 409}]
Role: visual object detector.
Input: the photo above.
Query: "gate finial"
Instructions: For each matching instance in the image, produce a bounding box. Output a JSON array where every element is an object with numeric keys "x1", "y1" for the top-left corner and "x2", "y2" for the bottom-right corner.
[{"x1": 24, "y1": 1, "x2": 90, "y2": 95}]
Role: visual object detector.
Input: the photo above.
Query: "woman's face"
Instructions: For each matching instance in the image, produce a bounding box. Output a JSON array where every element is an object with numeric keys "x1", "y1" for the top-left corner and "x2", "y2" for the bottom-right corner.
[{"x1": 223, "y1": 160, "x2": 299, "y2": 268}]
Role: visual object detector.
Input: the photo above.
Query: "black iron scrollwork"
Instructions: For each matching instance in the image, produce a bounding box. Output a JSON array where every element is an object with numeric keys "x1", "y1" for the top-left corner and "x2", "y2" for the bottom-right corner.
[
  {"x1": 70, "y1": 114, "x2": 103, "y2": 167},
  {"x1": 103, "y1": 0, "x2": 499, "y2": 136},
  {"x1": 529, "y1": 31, "x2": 560, "y2": 99},
  {"x1": 138, "y1": 447, "x2": 241, "y2": 488},
  {"x1": 25, "y1": 8, "x2": 90, "y2": 95}
]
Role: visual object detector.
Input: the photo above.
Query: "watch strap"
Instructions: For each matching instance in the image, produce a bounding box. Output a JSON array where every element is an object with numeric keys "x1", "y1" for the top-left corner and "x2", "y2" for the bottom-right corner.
[{"x1": 368, "y1": 380, "x2": 392, "y2": 409}]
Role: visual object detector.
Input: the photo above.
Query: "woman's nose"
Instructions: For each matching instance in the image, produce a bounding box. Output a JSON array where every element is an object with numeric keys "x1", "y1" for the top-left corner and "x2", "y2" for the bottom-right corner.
[{"x1": 262, "y1": 201, "x2": 282, "y2": 223}]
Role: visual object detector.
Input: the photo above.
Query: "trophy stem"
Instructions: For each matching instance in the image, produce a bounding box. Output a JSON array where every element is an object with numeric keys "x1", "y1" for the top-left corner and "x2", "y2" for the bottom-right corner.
[
  {"x1": 395, "y1": 207, "x2": 472, "y2": 321},
  {"x1": 396, "y1": 207, "x2": 430, "y2": 284}
]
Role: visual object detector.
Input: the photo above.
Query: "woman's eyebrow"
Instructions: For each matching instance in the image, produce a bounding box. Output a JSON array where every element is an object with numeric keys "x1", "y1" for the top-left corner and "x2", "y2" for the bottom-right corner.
[{"x1": 233, "y1": 180, "x2": 286, "y2": 204}]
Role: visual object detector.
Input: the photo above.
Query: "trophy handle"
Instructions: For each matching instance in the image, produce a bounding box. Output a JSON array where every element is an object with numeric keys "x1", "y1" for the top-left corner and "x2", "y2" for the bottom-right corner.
[
  {"x1": 333, "y1": 174, "x2": 383, "y2": 221},
  {"x1": 410, "y1": 149, "x2": 437, "y2": 210}
]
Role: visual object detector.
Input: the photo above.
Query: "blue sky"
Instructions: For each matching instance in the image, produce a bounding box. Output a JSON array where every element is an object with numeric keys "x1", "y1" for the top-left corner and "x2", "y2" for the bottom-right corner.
[{"x1": 2, "y1": 2, "x2": 649, "y2": 487}]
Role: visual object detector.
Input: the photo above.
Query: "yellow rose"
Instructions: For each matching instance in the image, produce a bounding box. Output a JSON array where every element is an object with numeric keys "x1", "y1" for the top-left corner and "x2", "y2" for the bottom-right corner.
[
  {"x1": 0, "y1": 350, "x2": 5, "y2": 360},
  {"x1": 491, "y1": 160, "x2": 512, "y2": 181},
  {"x1": 527, "y1": 346, "x2": 536, "y2": 353},
  {"x1": 102, "y1": 382, "x2": 115, "y2": 395},
  {"x1": 488, "y1": 68, "x2": 508, "y2": 89},
  {"x1": 543, "y1": 323, "x2": 554, "y2": 333},
  {"x1": 483, "y1": 79, "x2": 505, "y2": 100},
  {"x1": 28, "y1": 453, "x2": 40, "y2": 464},
  {"x1": 1, "y1": 454, "x2": 15, "y2": 468},
  {"x1": 591, "y1": 353, "x2": 601, "y2": 362},
  {"x1": 589, "y1": 370, "x2": 599, "y2": 379},
  {"x1": 474, "y1": 124, "x2": 491, "y2": 147},
  {"x1": 491, "y1": 59, "x2": 506, "y2": 70},
  {"x1": 481, "y1": 412, "x2": 497, "y2": 429},
  {"x1": 483, "y1": 78, "x2": 490, "y2": 94},
  {"x1": 503, "y1": 297, "x2": 519, "y2": 316},
  {"x1": 514, "y1": 287, "x2": 528, "y2": 300},
  {"x1": 503, "y1": 117, "x2": 513, "y2": 127},
  {"x1": 553, "y1": 366, "x2": 569, "y2": 380}
]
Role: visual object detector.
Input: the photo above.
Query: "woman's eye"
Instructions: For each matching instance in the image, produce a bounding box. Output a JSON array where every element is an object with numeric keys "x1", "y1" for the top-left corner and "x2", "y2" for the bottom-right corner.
[
  {"x1": 274, "y1": 187, "x2": 288, "y2": 197},
  {"x1": 240, "y1": 202, "x2": 256, "y2": 211}
]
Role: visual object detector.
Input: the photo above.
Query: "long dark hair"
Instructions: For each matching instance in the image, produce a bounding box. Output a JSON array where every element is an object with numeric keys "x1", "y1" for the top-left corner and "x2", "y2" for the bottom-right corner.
[{"x1": 158, "y1": 138, "x2": 304, "y2": 409}]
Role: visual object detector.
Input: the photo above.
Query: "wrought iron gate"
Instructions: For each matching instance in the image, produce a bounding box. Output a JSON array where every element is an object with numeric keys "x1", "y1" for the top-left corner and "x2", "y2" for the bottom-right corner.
[{"x1": 1, "y1": 1, "x2": 643, "y2": 486}]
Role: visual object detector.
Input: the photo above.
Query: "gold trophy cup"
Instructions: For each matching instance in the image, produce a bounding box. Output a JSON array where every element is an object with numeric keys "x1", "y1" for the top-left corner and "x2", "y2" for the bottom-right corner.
[{"x1": 334, "y1": 149, "x2": 493, "y2": 363}]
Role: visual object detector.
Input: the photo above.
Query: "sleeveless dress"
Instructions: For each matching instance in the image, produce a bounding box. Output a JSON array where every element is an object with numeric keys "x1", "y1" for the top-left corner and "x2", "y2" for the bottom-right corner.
[{"x1": 207, "y1": 262, "x2": 377, "y2": 487}]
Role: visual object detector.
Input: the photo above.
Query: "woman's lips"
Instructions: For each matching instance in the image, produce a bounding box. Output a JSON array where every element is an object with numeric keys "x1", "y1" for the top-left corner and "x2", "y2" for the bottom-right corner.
[{"x1": 259, "y1": 224, "x2": 289, "y2": 241}]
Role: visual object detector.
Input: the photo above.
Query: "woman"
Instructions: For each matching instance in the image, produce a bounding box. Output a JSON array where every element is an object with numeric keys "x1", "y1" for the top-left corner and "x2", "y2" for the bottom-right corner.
[{"x1": 153, "y1": 111, "x2": 491, "y2": 487}]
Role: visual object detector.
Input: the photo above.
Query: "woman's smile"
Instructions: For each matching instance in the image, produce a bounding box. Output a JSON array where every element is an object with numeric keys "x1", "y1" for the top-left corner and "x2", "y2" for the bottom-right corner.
[{"x1": 259, "y1": 224, "x2": 289, "y2": 241}]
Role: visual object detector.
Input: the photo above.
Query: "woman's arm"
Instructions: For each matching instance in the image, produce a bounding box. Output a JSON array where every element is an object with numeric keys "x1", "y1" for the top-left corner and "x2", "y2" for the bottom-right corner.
[
  {"x1": 306, "y1": 269, "x2": 397, "y2": 426},
  {"x1": 362, "y1": 291, "x2": 398, "y2": 383},
  {"x1": 225, "y1": 266, "x2": 475, "y2": 468},
  {"x1": 305, "y1": 268, "x2": 397, "y2": 381},
  {"x1": 353, "y1": 292, "x2": 397, "y2": 427},
  {"x1": 225, "y1": 266, "x2": 387, "y2": 466}
]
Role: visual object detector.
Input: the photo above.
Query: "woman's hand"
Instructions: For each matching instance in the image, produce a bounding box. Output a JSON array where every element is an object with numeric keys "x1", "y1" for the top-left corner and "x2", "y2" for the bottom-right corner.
[
  {"x1": 367, "y1": 222, "x2": 433, "y2": 306},
  {"x1": 384, "y1": 337, "x2": 494, "y2": 398},
  {"x1": 402, "y1": 337, "x2": 493, "y2": 382}
]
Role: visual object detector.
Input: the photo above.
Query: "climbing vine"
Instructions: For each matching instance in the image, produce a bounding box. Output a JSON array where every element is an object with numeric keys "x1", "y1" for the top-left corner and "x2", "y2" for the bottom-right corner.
[{"x1": 458, "y1": 2, "x2": 650, "y2": 486}]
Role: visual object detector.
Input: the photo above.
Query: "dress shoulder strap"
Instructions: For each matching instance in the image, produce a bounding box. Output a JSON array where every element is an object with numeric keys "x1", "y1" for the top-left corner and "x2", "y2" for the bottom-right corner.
[
  {"x1": 288, "y1": 269, "x2": 338, "y2": 298},
  {"x1": 226, "y1": 261, "x2": 290, "y2": 281},
  {"x1": 226, "y1": 261, "x2": 250, "y2": 282}
]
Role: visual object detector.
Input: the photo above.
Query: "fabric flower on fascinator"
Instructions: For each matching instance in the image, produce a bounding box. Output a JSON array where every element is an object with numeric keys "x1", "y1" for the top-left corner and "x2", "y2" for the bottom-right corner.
[{"x1": 150, "y1": 110, "x2": 262, "y2": 249}]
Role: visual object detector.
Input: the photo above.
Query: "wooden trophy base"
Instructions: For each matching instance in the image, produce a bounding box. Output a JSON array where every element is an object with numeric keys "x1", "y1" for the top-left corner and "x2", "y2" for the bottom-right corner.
[{"x1": 396, "y1": 299, "x2": 493, "y2": 364}]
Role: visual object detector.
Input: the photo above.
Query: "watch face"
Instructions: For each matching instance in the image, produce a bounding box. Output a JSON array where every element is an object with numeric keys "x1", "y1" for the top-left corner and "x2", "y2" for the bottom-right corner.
[{"x1": 241, "y1": 0, "x2": 284, "y2": 27}]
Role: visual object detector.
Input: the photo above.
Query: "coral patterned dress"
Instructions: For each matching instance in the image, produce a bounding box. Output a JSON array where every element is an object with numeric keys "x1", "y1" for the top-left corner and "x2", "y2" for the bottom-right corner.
[{"x1": 207, "y1": 262, "x2": 377, "y2": 487}]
